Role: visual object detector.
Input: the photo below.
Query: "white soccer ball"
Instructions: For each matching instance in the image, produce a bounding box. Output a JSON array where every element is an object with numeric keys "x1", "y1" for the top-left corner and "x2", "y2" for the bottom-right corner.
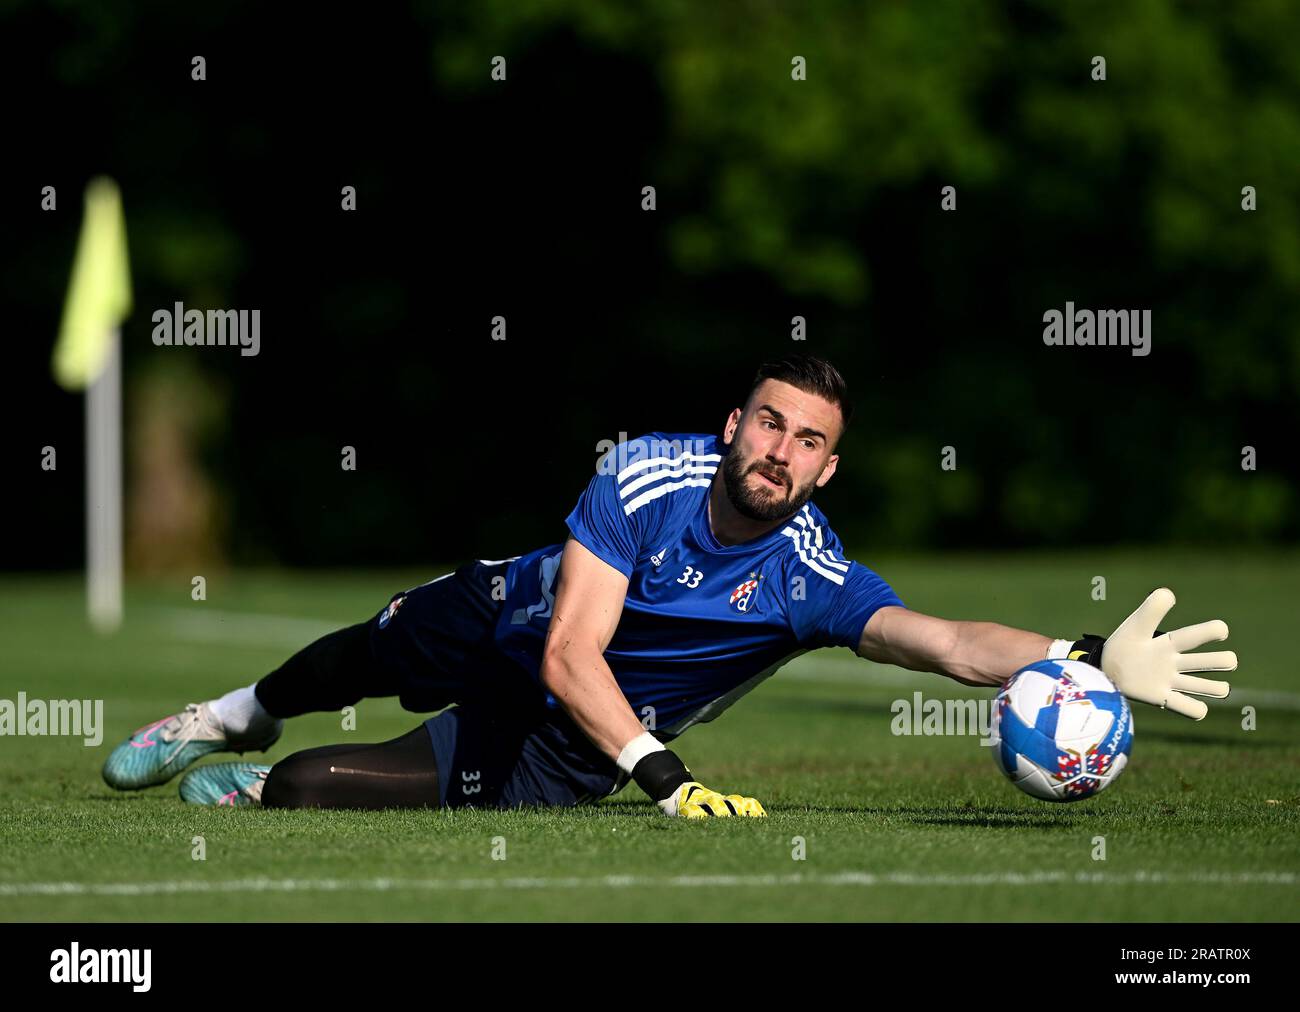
[{"x1": 989, "y1": 658, "x2": 1133, "y2": 802}]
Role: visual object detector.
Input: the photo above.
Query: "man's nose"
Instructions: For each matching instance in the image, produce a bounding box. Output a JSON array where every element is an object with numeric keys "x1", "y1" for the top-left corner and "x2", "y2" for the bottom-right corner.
[{"x1": 766, "y1": 437, "x2": 792, "y2": 464}]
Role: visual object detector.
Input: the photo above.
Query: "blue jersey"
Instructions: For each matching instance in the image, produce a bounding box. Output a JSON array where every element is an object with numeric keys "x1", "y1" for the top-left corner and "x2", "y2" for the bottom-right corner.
[{"x1": 494, "y1": 432, "x2": 904, "y2": 739}]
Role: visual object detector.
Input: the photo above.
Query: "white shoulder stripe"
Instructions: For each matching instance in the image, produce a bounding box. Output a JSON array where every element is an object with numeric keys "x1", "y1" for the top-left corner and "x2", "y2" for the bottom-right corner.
[
  {"x1": 816, "y1": 549, "x2": 850, "y2": 573},
  {"x1": 620, "y1": 462, "x2": 718, "y2": 499},
  {"x1": 616, "y1": 451, "x2": 722, "y2": 484},
  {"x1": 794, "y1": 506, "x2": 825, "y2": 550},
  {"x1": 781, "y1": 527, "x2": 847, "y2": 585},
  {"x1": 623, "y1": 475, "x2": 715, "y2": 516}
]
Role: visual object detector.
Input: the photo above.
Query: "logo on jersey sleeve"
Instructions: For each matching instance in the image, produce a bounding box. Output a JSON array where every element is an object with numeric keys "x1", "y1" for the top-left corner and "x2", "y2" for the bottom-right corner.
[
  {"x1": 729, "y1": 572, "x2": 763, "y2": 612},
  {"x1": 378, "y1": 594, "x2": 406, "y2": 629}
]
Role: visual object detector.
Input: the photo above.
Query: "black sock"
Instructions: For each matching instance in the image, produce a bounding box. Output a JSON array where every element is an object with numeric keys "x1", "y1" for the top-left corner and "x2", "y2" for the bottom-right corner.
[{"x1": 254, "y1": 622, "x2": 398, "y2": 719}]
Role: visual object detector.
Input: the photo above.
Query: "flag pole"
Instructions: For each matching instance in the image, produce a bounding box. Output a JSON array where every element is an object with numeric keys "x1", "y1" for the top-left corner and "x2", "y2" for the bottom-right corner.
[
  {"x1": 52, "y1": 176, "x2": 132, "y2": 634},
  {"x1": 87, "y1": 327, "x2": 122, "y2": 632}
]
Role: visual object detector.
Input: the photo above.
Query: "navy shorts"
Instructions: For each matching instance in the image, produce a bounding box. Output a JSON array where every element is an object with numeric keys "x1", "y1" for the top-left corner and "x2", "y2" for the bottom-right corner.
[{"x1": 369, "y1": 560, "x2": 625, "y2": 809}]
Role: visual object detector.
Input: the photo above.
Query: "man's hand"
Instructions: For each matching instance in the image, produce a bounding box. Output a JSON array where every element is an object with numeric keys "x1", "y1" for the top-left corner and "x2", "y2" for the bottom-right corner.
[
  {"x1": 1099, "y1": 588, "x2": 1235, "y2": 720},
  {"x1": 659, "y1": 781, "x2": 767, "y2": 819}
]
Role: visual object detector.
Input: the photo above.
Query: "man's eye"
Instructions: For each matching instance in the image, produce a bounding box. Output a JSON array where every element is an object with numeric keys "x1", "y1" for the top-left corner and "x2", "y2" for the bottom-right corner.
[{"x1": 800, "y1": 440, "x2": 815, "y2": 450}]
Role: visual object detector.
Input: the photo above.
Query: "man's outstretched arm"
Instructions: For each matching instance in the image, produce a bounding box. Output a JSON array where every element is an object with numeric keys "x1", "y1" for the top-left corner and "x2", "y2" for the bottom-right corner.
[
  {"x1": 856, "y1": 607, "x2": 1049, "y2": 688},
  {"x1": 540, "y1": 536, "x2": 766, "y2": 817},
  {"x1": 855, "y1": 588, "x2": 1235, "y2": 719}
]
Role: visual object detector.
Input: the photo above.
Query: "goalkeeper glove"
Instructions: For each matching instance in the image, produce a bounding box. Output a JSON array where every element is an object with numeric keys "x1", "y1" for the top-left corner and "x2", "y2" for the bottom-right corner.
[
  {"x1": 620, "y1": 733, "x2": 767, "y2": 818},
  {"x1": 659, "y1": 780, "x2": 767, "y2": 819},
  {"x1": 1049, "y1": 587, "x2": 1235, "y2": 720}
]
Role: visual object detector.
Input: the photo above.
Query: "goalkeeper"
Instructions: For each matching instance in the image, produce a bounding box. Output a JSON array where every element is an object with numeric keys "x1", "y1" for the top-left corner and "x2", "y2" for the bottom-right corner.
[{"x1": 101, "y1": 355, "x2": 1236, "y2": 818}]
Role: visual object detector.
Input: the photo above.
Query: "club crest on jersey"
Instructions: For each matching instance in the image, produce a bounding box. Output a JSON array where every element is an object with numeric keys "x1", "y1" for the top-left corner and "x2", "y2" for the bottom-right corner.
[
  {"x1": 378, "y1": 594, "x2": 406, "y2": 629},
  {"x1": 729, "y1": 575, "x2": 760, "y2": 613}
]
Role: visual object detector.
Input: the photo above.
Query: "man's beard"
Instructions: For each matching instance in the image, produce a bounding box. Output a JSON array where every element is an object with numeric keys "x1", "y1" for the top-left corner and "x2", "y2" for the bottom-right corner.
[{"x1": 720, "y1": 446, "x2": 819, "y2": 522}]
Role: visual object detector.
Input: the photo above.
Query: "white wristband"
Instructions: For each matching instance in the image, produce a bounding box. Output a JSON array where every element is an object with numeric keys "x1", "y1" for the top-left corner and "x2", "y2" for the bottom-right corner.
[
  {"x1": 1046, "y1": 638, "x2": 1075, "y2": 660},
  {"x1": 616, "y1": 730, "x2": 665, "y2": 775}
]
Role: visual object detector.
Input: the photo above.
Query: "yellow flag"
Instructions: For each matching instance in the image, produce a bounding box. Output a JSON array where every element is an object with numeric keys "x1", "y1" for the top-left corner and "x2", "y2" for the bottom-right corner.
[{"x1": 52, "y1": 177, "x2": 132, "y2": 390}]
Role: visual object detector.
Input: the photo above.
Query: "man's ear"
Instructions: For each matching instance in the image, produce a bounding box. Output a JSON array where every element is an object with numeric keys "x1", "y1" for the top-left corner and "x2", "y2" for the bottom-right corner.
[
  {"x1": 816, "y1": 453, "x2": 839, "y2": 488},
  {"x1": 722, "y1": 408, "x2": 742, "y2": 446}
]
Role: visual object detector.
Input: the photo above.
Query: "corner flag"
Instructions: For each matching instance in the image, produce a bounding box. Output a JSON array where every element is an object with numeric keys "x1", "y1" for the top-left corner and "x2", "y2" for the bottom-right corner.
[
  {"x1": 54, "y1": 178, "x2": 132, "y2": 632},
  {"x1": 53, "y1": 178, "x2": 132, "y2": 390}
]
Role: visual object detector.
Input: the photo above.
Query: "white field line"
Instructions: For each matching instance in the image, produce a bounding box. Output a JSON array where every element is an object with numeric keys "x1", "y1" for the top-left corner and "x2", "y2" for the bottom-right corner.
[
  {"x1": 153, "y1": 607, "x2": 1300, "y2": 711},
  {"x1": 154, "y1": 608, "x2": 341, "y2": 649},
  {"x1": 0, "y1": 870, "x2": 1295, "y2": 898}
]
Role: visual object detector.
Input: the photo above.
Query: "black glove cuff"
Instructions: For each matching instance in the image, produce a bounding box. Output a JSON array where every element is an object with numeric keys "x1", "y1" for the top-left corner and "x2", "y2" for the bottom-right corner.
[
  {"x1": 1071, "y1": 629, "x2": 1167, "y2": 669},
  {"x1": 631, "y1": 749, "x2": 693, "y2": 802},
  {"x1": 1070, "y1": 634, "x2": 1108, "y2": 668}
]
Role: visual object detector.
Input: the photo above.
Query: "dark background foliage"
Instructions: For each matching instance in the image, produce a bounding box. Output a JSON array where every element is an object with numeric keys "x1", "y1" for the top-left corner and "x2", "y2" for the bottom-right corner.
[{"x1": 4, "y1": 0, "x2": 1297, "y2": 571}]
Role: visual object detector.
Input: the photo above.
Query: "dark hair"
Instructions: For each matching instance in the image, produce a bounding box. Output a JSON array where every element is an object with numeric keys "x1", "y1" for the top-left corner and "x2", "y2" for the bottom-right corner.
[{"x1": 747, "y1": 354, "x2": 853, "y2": 431}]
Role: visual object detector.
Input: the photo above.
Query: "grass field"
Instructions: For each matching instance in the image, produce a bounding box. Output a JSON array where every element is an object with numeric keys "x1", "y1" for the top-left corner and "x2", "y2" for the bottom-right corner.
[{"x1": 1, "y1": 550, "x2": 1297, "y2": 922}]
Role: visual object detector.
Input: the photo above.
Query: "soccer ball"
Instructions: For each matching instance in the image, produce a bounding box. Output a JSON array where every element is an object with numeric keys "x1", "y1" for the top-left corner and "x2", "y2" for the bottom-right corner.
[{"x1": 990, "y1": 658, "x2": 1133, "y2": 802}]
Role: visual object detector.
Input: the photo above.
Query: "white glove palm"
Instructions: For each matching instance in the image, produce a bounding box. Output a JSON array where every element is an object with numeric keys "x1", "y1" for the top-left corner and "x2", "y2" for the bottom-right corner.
[{"x1": 1100, "y1": 588, "x2": 1235, "y2": 720}]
